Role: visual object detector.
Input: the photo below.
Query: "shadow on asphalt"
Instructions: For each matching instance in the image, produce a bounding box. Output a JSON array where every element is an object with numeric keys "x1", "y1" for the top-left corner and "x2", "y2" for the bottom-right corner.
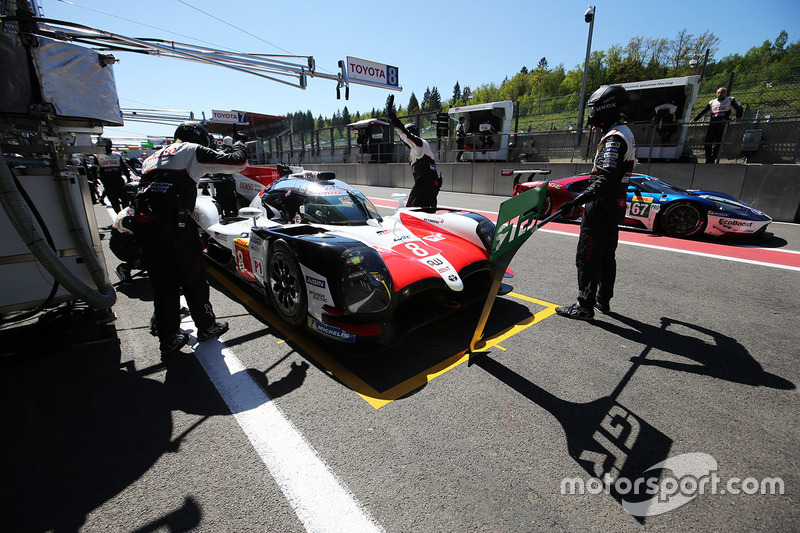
[
  {"x1": 595, "y1": 314, "x2": 795, "y2": 389},
  {"x1": 470, "y1": 312, "x2": 795, "y2": 521},
  {"x1": 0, "y1": 303, "x2": 311, "y2": 531},
  {"x1": 0, "y1": 307, "x2": 195, "y2": 531}
]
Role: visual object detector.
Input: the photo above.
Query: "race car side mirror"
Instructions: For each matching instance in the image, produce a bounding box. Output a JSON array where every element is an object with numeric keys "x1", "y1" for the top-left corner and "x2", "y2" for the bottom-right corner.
[
  {"x1": 391, "y1": 192, "x2": 408, "y2": 213},
  {"x1": 238, "y1": 207, "x2": 263, "y2": 220}
]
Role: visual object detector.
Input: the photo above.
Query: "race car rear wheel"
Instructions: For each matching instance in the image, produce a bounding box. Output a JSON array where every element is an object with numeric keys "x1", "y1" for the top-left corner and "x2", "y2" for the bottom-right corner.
[
  {"x1": 659, "y1": 201, "x2": 707, "y2": 238},
  {"x1": 267, "y1": 240, "x2": 307, "y2": 327}
]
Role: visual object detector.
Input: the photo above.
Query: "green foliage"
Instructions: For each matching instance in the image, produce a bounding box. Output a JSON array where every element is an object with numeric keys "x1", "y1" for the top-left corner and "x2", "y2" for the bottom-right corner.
[
  {"x1": 407, "y1": 92, "x2": 419, "y2": 115},
  {"x1": 298, "y1": 29, "x2": 799, "y2": 131},
  {"x1": 452, "y1": 81, "x2": 461, "y2": 104}
]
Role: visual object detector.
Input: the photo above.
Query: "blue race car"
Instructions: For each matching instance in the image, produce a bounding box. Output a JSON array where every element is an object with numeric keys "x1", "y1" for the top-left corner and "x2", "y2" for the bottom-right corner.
[{"x1": 513, "y1": 172, "x2": 772, "y2": 239}]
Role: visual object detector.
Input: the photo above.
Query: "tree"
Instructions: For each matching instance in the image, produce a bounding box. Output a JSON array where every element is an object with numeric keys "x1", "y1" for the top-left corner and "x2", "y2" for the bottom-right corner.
[
  {"x1": 407, "y1": 92, "x2": 419, "y2": 115},
  {"x1": 278, "y1": 28, "x2": 799, "y2": 135},
  {"x1": 342, "y1": 106, "x2": 351, "y2": 126},
  {"x1": 428, "y1": 86, "x2": 443, "y2": 112},
  {"x1": 462, "y1": 85, "x2": 472, "y2": 104},
  {"x1": 668, "y1": 28, "x2": 695, "y2": 72},
  {"x1": 452, "y1": 81, "x2": 462, "y2": 104},
  {"x1": 420, "y1": 87, "x2": 432, "y2": 112}
]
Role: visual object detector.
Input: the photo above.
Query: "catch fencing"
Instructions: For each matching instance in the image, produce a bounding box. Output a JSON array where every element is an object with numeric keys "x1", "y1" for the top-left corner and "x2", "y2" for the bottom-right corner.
[{"x1": 253, "y1": 66, "x2": 800, "y2": 166}]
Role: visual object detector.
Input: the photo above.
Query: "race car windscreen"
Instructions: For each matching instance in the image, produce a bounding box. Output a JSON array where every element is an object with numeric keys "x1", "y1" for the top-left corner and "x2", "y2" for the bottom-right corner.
[
  {"x1": 634, "y1": 178, "x2": 686, "y2": 195},
  {"x1": 302, "y1": 189, "x2": 382, "y2": 225}
]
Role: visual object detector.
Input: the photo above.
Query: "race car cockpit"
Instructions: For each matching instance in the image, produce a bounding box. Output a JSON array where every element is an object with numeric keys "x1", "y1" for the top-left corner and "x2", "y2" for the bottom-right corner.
[{"x1": 260, "y1": 175, "x2": 382, "y2": 225}]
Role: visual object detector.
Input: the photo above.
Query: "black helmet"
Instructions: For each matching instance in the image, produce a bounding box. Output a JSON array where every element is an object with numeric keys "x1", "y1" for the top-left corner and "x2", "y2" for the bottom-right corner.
[
  {"x1": 122, "y1": 181, "x2": 139, "y2": 200},
  {"x1": 174, "y1": 122, "x2": 210, "y2": 146},
  {"x1": 587, "y1": 85, "x2": 629, "y2": 128},
  {"x1": 406, "y1": 123, "x2": 419, "y2": 136}
]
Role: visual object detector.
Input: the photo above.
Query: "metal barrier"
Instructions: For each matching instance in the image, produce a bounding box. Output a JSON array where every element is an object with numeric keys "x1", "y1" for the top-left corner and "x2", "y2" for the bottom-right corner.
[
  {"x1": 254, "y1": 121, "x2": 800, "y2": 166},
  {"x1": 254, "y1": 66, "x2": 800, "y2": 166}
]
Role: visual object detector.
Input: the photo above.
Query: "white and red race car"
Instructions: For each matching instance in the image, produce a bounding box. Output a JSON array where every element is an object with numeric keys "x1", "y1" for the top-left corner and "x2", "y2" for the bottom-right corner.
[{"x1": 193, "y1": 170, "x2": 500, "y2": 353}]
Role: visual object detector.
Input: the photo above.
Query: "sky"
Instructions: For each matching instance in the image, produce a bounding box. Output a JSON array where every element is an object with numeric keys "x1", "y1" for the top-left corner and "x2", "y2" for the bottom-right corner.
[{"x1": 40, "y1": 0, "x2": 800, "y2": 140}]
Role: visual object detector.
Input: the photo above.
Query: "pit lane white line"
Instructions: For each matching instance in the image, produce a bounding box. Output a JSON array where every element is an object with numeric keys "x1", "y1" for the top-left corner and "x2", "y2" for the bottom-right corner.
[
  {"x1": 102, "y1": 208, "x2": 382, "y2": 532},
  {"x1": 183, "y1": 311, "x2": 384, "y2": 533},
  {"x1": 539, "y1": 228, "x2": 800, "y2": 272},
  {"x1": 370, "y1": 197, "x2": 800, "y2": 271}
]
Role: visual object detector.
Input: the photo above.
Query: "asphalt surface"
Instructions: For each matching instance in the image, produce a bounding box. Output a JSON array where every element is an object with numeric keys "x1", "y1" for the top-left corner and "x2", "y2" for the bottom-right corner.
[{"x1": 1, "y1": 186, "x2": 798, "y2": 532}]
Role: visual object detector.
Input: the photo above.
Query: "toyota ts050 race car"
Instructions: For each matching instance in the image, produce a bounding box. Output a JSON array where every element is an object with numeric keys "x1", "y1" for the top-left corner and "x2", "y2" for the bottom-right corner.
[
  {"x1": 508, "y1": 170, "x2": 772, "y2": 239},
  {"x1": 193, "y1": 170, "x2": 501, "y2": 353}
]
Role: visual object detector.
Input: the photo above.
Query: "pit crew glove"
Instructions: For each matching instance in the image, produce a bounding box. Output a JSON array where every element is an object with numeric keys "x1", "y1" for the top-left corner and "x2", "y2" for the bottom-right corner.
[
  {"x1": 386, "y1": 94, "x2": 396, "y2": 118},
  {"x1": 559, "y1": 199, "x2": 579, "y2": 217},
  {"x1": 234, "y1": 131, "x2": 248, "y2": 143}
]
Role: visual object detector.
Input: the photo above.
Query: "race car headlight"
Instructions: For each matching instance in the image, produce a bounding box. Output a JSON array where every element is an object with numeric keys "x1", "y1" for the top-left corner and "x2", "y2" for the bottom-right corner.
[
  {"x1": 476, "y1": 219, "x2": 496, "y2": 252},
  {"x1": 340, "y1": 247, "x2": 392, "y2": 314},
  {"x1": 713, "y1": 201, "x2": 752, "y2": 217}
]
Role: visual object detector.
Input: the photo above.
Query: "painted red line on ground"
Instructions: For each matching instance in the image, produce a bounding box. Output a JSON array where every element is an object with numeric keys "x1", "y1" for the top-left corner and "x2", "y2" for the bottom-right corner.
[{"x1": 369, "y1": 196, "x2": 800, "y2": 269}]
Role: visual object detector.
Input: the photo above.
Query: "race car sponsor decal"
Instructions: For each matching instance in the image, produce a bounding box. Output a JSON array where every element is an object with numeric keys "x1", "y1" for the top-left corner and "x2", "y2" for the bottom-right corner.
[
  {"x1": 252, "y1": 257, "x2": 264, "y2": 280},
  {"x1": 300, "y1": 265, "x2": 332, "y2": 319},
  {"x1": 305, "y1": 275, "x2": 326, "y2": 289},
  {"x1": 628, "y1": 195, "x2": 654, "y2": 218},
  {"x1": 215, "y1": 232, "x2": 228, "y2": 242},
  {"x1": 423, "y1": 233, "x2": 446, "y2": 242},
  {"x1": 397, "y1": 241, "x2": 464, "y2": 291},
  {"x1": 248, "y1": 234, "x2": 265, "y2": 282},
  {"x1": 711, "y1": 217, "x2": 767, "y2": 234},
  {"x1": 234, "y1": 238, "x2": 256, "y2": 281},
  {"x1": 308, "y1": 317, "x2": 356, "y2": 343},
  {"x1": 718, "y1": 218, "x2": 754, "y2": 229},
  {"x1": 237, "y1": 181, "x2": 266, "y2": 194}
]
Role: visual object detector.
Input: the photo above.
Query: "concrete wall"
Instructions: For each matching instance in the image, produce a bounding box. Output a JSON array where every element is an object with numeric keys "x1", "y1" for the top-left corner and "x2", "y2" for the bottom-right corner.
[{"x1": 305, "y1": 162, "x2": 800, "y2": 223}]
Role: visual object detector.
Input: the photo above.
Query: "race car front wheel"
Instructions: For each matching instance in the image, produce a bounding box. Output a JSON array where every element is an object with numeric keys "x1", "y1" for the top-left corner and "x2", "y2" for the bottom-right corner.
[
  {"x1": 659, "y1": 201, "x2": 707, "y2": 238},
  {"x1": 267, "y1": 240, "x2": 307, "y2": 327}
]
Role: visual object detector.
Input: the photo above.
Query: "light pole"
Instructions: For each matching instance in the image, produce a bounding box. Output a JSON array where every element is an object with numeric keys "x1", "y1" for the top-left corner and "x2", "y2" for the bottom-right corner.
[{"x1": 574, "y1": 5, "x2": 595, "y2": 147}]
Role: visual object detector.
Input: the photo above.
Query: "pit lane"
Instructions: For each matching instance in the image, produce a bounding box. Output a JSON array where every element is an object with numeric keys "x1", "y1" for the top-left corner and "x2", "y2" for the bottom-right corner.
[{"x1": 1, "y1": 187, "x2": 798, "y2": 532}]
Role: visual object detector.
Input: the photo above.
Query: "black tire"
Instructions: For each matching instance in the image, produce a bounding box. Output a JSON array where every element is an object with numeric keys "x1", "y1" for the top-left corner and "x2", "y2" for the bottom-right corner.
[
  {"x1": 658, "y1": 201, "x2": 707, "y2": 238},
  {"x1": 266, "y1": 240, "x2": 307, "y2": 327}
]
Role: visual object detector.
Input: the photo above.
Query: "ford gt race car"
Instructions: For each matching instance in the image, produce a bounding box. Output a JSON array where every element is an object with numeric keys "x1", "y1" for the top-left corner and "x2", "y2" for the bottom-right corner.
[
  {"x1": 508, "y1": 170, "x2": 772, "y2": 239},
  {"x1": 194, "y1": 170, "x2": 500, "y2": 353}
]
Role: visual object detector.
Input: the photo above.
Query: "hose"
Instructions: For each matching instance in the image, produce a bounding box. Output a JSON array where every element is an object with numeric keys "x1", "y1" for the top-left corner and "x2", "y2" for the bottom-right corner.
[{"x1": 0, "y1": 152, "x2": 117, "y2": 310}]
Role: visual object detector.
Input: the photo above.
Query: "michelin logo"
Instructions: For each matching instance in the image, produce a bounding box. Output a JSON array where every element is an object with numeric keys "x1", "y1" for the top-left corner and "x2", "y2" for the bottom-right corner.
[{"x1": 309, "y1": 318, "x2": 356, "y2": 343}]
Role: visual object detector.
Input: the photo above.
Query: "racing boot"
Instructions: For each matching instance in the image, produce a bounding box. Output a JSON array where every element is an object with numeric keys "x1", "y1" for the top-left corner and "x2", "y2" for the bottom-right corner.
[
  {"x1": 555, "y1": 303, "x2": 594, "y2": 321},
  {"x1": 115, "y1": 263, "x2": 134, "y2": 285},
  {"x1": 160, "y1": 333, "x2": 189, "y2": 357},
  {"x1": 197, "y1": 321, "x2": 229, "y2": 342},
  {"x1": 594, "y1": 300, "x2": 611, "y2": 314}
]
